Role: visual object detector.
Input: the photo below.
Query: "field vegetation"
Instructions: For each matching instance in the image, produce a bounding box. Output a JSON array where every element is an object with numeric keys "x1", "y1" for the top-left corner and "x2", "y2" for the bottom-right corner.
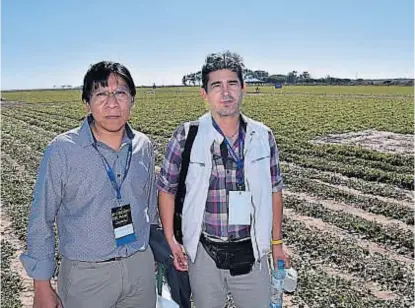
[{"x1": 1, "y1": 85, "x2": 413, "y2": 307}]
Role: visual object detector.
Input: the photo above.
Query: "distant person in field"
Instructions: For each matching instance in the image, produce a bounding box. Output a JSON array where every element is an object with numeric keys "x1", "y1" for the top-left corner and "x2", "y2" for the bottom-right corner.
[
  {"x1": 157, "y1": 51, "x2": 290, "y2": 308},
  {"x1": 20, "y1": 61, "x2": 158, "y2": 308}
]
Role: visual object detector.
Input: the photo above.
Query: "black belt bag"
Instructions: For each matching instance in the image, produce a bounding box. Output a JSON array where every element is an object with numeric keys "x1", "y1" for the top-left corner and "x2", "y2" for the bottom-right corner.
[{"x1": 200, "y1": 235, "x2": 255, "y2": 276}]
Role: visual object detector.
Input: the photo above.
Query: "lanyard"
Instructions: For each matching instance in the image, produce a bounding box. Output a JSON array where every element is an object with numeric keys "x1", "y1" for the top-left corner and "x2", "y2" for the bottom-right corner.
[
  {"x1": 212, "y1": 118, "x2": 245, "y2": 186},
  {"x1": 92, "y1": 143, "x2": 132, "y2": 200}
]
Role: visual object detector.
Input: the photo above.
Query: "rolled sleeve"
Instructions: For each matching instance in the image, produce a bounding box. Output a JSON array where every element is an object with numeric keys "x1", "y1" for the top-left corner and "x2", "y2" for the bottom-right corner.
[
  {"x1": 20, "y1": 139, "x2": 65, "y2": 280},
  {"x1": 20, "y1": 254, "x2": 56, "y2": 280},
  {"x1": 269, "y1": 131, "x2": 284, "y2": 192},
  {"x1": 157, "y1": 124, "x2": 186, "y2": 195}
]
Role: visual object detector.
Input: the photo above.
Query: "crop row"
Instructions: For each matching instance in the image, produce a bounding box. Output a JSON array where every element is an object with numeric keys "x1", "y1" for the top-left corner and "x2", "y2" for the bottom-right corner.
[
  {"x1": 3, "y1": 108, "x2": 80, "y2": 131},
  {"x1": 285, "y1": 196, "x2": 413, "y2": 257},
  {"x1": 283, "y1": 144, "x2": 413, "y2": 174},
  {"x1": 2, "y1": 133, "x2": 43, "y2": 173},
  {"x1": 1, "y1": 240, "x2": 24, "y2": 308},
  {"x1": 2, "y1": 151, "x2": 412, "y2": 307},
  {"x1": 281, "y1": 162, "x2": 413, "y2": 201},
  {"x1": 284, "y1": 175, "x2": 414, "y2": 224},
  {"x1": 1, "y1": 155, "x2": 33, "y2": 242},
  {"x1": 24, "y1": 103, "x2": 86, "y2": 121},
  {"x1": 2, "y1": 120, "x2": 54, "y2": 154},
  {"x1": 293, "y1": 142, "x2": 413, "y2": 167},
  {"x1": 5, "y1": 113, "x2": 73, "y2": 135},
  {"x1": 285, "y1": 252, "x2": 406, "y2": 308},
  {"x1": 283, "y1": 153, "x2": 414, "y2": 190},
  {"x1": 245, "y1": 96, "x2": 413, "y2": 140},
  {"x1": 283, "y1": 216, "x2": 414, "y2": 304},
  {"x1": 4, "y1": 114, "x2": 413, "y2": 226}
]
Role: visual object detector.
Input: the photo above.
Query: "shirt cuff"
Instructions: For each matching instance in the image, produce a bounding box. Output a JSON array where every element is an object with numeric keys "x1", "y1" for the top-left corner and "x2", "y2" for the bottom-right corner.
[
  {"x1": 272, "y1": 181, "x2": 285, "y2": 193},
  {"x1": 20, "y1": 253, "x2": 55, "y2": 280},
  {"x1": 156, "y1": 179, "x2": 178, "y2": 195}
]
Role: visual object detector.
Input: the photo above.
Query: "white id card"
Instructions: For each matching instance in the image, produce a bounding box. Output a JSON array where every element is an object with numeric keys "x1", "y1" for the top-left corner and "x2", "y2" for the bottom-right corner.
[{"x1": 228, "y1": 191, "x2": 252, "y2": 225}]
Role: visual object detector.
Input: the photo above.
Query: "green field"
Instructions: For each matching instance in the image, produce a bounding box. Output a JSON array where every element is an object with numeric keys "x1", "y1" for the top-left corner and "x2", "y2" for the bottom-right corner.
[{"x1": 1, "y1": 85, "x2": 414, "y2": 307}]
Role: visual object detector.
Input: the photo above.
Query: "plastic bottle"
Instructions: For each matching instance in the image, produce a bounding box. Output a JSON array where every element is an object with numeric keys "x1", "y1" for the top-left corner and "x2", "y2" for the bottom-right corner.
[
  {"x1": 269, "y1": 259, "x2": 286, "y2": 308},
  {"x1": 283, "y1": 267, "x2": 298, "y2": 293}
]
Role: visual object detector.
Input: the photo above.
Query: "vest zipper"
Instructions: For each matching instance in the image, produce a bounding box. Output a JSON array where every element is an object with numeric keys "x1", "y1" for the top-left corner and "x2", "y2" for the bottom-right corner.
[{"x1": 245, "y1": 130, "x2": 261, "y2": 262}]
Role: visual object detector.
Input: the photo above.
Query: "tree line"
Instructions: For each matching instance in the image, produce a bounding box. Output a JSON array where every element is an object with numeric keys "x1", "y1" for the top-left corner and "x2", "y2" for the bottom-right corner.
[{"x1": 182, "y1": 69, "x2": 414, "y2": 86}]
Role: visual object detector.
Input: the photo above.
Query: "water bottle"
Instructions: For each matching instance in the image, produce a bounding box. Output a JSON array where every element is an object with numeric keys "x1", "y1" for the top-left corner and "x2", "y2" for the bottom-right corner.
[
  {"x1": 269, "y1": 259, "x2": 286, "y2": 308},
  {"x1": 283, "y1": 267, "x2": 298, "y2": 293}
]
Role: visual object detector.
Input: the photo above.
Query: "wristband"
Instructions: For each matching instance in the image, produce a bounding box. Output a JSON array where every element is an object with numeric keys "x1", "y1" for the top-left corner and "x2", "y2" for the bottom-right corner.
[{"x1": 271, "y1": 239, "x2": 283, "y2": 245}]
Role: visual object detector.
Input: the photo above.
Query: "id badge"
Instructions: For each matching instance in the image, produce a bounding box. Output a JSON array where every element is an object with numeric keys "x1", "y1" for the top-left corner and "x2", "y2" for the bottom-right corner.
[
  {"x1": 228, "y1": 191, "x2": 252, "y2": 225},
  {"x1": 111, "y1": 202, "x2": 137, "y2": 247}
]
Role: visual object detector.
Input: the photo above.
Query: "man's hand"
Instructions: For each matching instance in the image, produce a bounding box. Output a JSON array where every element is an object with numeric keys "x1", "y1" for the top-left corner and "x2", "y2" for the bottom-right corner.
[
  {"x1": 33, "y1": 280, "x2": 62, "y2": 308},
  {"x1": 272, "y1": 244, "x2": 290, "y2": 269},
  {"x1": 158, "y1": 191, "x2": 188, "y2": 271},
  {"x1": 167, "y1": 237, "x2": 188, "y2": 271}
]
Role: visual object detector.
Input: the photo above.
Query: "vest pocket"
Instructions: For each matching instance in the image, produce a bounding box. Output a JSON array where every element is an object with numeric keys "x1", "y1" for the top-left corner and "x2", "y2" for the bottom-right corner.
[
  {"x1": 248, "y1": 139, "x2": 270, "y2": 164},
  {"x1": 186, "y1": 161, "x2": 205, "y2": 186},
  {"x1": 251, "y1": 155, "x2": 270, "y2": 163}
]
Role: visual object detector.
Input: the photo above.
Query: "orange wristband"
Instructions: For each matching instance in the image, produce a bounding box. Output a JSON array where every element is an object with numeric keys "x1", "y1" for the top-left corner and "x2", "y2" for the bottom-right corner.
[{"x1": 271, "y1": 239, "x2": 283, "y2": 245}]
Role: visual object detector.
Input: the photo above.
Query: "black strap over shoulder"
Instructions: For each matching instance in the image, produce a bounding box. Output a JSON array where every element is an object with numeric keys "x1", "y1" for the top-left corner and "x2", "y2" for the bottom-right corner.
[{"x1": 174, "y1": 123, "x2": 199, "y2": 244}]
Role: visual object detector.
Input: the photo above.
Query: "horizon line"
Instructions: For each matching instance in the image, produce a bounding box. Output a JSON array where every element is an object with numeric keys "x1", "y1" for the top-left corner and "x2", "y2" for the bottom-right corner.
[{"x1": 2, "y1": 77, "x2": 414, "y2": 92}]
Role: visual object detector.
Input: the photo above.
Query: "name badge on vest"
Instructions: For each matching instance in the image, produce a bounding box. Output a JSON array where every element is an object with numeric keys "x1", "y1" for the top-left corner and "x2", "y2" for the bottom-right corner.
[
  {"x1": 228, "y1": 191, "x2": 253, "y2": 225},
  {"x1": 111, "y1": 201, "x2": 136, "y2": 247}
]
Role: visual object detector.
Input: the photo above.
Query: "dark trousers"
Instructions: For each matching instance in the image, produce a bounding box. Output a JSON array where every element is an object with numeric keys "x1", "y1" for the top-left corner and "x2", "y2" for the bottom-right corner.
[{"x1": 149, "y1": 225, "x2": 191, "y2": 308}]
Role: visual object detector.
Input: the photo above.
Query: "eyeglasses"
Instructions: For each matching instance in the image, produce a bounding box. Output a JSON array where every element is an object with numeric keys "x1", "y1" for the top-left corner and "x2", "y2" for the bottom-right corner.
[{"x1": 92, "y1": 88, "x2": 131, "y2": 105}]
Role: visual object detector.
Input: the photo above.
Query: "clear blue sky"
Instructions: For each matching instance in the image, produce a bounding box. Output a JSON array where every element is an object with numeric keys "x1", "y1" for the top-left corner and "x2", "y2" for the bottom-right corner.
[{"x1": 2, "y1": 0, "x2": 413, "y2": 90}]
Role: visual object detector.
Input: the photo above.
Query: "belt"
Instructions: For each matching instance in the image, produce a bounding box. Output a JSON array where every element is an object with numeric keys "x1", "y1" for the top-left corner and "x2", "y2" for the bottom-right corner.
[
  {"x1": 200, "y1": 234, "x2": 251, "y2": 247},
  {"x1": 98, "y1": 256, "x2": 126, "y2": 263}
]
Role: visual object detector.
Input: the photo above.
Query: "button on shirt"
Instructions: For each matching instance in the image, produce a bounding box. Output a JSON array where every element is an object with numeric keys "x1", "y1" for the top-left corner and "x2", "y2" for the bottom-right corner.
[
  {"x1": 157, "y1": 119, "x2": 284, "y2": 240},
  {"x1": 20, "y1": 116, "x2": 158, "y2": 280}
]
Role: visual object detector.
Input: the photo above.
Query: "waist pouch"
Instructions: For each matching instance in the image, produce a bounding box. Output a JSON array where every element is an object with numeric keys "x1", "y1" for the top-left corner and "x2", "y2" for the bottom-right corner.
[{"x1": 200, "y1": 235, "x2": 255, "y2": 276}]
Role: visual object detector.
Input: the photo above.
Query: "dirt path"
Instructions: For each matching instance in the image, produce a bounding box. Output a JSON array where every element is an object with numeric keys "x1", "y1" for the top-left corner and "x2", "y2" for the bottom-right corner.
[{"x1": 312, "y1": 129, "x2": 414, "y2": 156}]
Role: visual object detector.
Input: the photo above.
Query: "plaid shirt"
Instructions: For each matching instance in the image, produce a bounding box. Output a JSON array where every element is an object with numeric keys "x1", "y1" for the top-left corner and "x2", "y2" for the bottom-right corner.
[{"x1": 157, "y1": 118, "x2": 284, "y2": 240}]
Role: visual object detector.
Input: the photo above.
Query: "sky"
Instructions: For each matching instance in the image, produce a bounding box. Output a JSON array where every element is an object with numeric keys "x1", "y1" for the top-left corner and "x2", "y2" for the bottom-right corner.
[{"x1": 1, "y1": 0, "x2": 414, "y2": 90}]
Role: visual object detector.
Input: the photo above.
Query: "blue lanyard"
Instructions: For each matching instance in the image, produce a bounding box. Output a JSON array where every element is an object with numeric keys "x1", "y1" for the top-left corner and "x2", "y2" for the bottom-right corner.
[
  {"x1": 92, "y1": 143, "x2": 132, "y2": 200},
  {"x1": 212, "y1": 118, "x2": 244, "y2": 186}
]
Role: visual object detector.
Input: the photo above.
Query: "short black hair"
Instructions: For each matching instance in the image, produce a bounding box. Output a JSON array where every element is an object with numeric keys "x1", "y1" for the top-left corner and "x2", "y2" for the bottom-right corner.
[
  {"x1": 201, "y1": 51, "x2": 245, "y2": 91},
  {"x1": 82, "y1": 61, "x2": 136, "y2": 103}
]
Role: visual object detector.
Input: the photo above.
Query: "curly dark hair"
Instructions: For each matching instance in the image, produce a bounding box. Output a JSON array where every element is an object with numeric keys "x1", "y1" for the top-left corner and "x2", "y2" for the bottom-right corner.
[{"x1": 201, "y1": 51, "x2": 245, "y2": 91}]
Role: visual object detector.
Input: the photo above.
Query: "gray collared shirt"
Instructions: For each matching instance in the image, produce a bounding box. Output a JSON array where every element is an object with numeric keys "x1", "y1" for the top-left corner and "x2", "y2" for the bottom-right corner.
[{"x1": 20, "y1": 116, "x2": 158, "y2": 280}]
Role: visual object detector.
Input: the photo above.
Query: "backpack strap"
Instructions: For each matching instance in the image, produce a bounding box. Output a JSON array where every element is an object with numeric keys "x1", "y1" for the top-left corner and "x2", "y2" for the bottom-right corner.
[{"x1": 174, "y1": 123, "x2": 199, "y2": 243}]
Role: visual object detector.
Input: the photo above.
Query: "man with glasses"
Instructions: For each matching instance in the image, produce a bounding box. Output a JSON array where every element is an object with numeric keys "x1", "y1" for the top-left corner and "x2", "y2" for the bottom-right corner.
[{"x1": 20, "y1": 61, "x2": 158, "y2": 308}]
